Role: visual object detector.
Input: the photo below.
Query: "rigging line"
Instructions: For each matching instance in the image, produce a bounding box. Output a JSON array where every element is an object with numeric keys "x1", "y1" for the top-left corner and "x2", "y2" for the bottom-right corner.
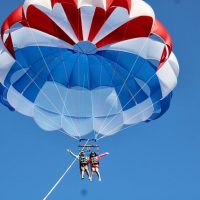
[
  {"x1": 4, "y1": 28, "x2": 71, "y2": 117},
  {"x1": 44, "y1": 9, "x2": 94, "y2": 139},
  {"x1": 93, "y1": 10, "x2": 108, "y2": 139},
  {"x1": 33, "y1": 107, "x2": 79, "y2": 141},
  {"x1": 81, "y1": 58, "x2": 96, "y2": 139},
  {"x1": 93, "y1": 9, "x2": 110, "y2": 140},
  {"x1": 50, "y1": 9, "x2": 85, "y2": 140},
  {"x1": 88, "y1": 63, "x2": 96, "y2": 139},
  {"x1": 12, "y1": 60, "x2": 77, "y2": 139},
  {"x1": 43, "y1": 158, "x2": 77, "y2": 200},
  {"x1": 61, "y1": 54, "x2": 84, "y2": 140},
  {"x1": 16, "y1": 61, "x2": 78, "y2": 140},
  {"x1": 1, "y1": 78, "x2": 79, "y2": 140},
  {"x1": 94, "y1": 17, "x2": 132, "y2": 139},
  {"x1": 77, "y1": 73, "x2": 87, "y2": 139},
  {"x1": 95, "y1": 38, "x2": 149, "y2": 139},
  {"x1": 93, "y1": 10, "x2": 150, "y2": 137},
  {"x1": 97, "y1": 99, "x2": 161, "y2": 141},
  {"x1": 53, "y1": 29, "x2": 83, "y2": 140},
  {"x1": 97, "y1": 39, "x2": 168, "y2": 135},
  {"x1": 21, "y1": 52, "x2": 65, "y2": 95},
  {"x1": 3, "y1": 25, "x2": 79, "y2": 137},
  {"x1": 77, "y1": 4, "x2": 85, "y2": 140},
  {"x1": 94, "y1": 56, "x2": 139, "y2": 138},
  {"x1": 78, "y1": 44, "x2": 81, "y2": 139},
  {"x1": 36, "y1": 113, "x2": 79, "y2": 141},
  {"x1": 98, "y1": 65, "x2": 159, "y2": 136},
  {"x1": 25, "y1": 21, "x2": 80, "y2": 137},
  {"x1": 42, "y1": 139, "x2": 90, "y2": 200}
]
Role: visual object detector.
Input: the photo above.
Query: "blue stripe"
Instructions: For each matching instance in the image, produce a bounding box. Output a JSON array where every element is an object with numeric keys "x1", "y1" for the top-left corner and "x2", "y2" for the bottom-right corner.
[
  {"x1": 2, "y1": 46, "x2": 172, "y2": 122},
  {"x1": 0, "y1": 84, "x2": 14, "y2": 111}
]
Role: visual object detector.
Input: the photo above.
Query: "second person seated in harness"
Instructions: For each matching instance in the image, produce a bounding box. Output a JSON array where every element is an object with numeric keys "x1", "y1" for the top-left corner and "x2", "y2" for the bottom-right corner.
[
  {"x1": 67, "y1": 149, "x2": 91, "y2": 181},
  {"x1": 88, "y1": 151, "x2": 109, "y2": 181}
]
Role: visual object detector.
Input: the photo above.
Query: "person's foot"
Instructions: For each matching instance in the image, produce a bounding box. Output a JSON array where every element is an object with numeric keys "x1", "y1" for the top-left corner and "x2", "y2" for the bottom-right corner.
[
  {"x1": 98, "y1": 177, "x2": 101, "y2": 182},
  {"x1": 81, "y1": 177, "x2": 84, "y2": 180},
  {"x1": 88, "y1": 176, "x2": 92, "y2": 181}
]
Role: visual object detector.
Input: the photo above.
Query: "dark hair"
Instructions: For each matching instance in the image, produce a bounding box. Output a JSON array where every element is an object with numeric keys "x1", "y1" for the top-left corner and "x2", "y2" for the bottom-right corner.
[
  {"x1": 79, "y1": 151, "x2": 85, "y2": 156},
  {"x1": 90, "y1": 152, "x2": 97, "y2": 158}
]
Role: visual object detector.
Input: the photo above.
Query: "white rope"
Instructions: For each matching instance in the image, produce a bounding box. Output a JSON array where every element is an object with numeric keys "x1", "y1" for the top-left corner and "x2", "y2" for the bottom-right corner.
[
  {"x1": 43, "y1": 158, "x2": 77, "y2": 200},
  {"x1": 53, "y1": 29, "x2": 83, "y2": 140},
  {"x1": 4, "y1": 25, "x2": 80, "y2": 138},
  {"x1": 25, "y1": 21, "x2": 80, "y2": 137},
  {"x1": 1, "y1": 81, "x2": 79, "y2": 140},
  {"x1": 42, "y1": 139, "x2": 90, "y2": 200},
  {"x1": 95, "y1": 38, "x2": 149, "y2": 139},
  {"x1": 98, "y1": 68, "x2": 158, "y2": 137},
  {"x1": 94, "y1": 18, "x2": 133, "y2": 139},
  {"x1": 97, "y1": 99, "x2": 161, "y2": 141}
]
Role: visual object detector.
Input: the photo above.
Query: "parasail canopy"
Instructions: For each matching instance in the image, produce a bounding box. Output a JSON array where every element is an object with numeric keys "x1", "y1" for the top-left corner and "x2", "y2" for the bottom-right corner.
[{"x1": 0, "y1": 0, "x2": 179, "y2": 139}]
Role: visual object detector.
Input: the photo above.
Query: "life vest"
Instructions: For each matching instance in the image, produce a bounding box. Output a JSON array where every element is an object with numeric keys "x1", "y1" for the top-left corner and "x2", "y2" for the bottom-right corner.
[
  {"x1": 80, "y1": 156, "x2": 87, "y2": 165},
  {"x1": 90, "y1": 157, "x2": 99, "y2": 165}
]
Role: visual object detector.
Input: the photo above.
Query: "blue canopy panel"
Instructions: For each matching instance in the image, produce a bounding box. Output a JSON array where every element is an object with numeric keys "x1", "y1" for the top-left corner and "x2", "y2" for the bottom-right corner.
[
  {"x1": 0, "y1": 84, "x2": 15, "y2": 111},
  {"x1": 146, "y1": 92, "x2": 173, "y2": 122},
  {"x1": 4, "y1": 46, "x2": 167, "y2": 123},
  {"x1": 97, "y1": 50, "x2": 162, "y2": 112}
]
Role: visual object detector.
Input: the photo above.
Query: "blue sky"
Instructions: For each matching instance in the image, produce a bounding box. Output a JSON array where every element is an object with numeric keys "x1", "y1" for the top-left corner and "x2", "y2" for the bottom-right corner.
[{"x1": 0, "y1": 0, "x2": 200, "y2": 200}]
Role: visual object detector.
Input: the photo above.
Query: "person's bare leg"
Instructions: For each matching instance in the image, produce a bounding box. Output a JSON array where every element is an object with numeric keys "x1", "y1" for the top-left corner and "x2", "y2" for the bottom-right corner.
[
  {"x1": 85, "y1": 167, "x2": 91, "y2": 181},
  {"x1": 81, "y1": 168, "x2": 85, "y2": 180},
  {"x1": 95, "y1": 168, "x2": 101, "y2": 181},
  {"x1": 91, "y1": 167, "x2": 95, "y2": 181}
]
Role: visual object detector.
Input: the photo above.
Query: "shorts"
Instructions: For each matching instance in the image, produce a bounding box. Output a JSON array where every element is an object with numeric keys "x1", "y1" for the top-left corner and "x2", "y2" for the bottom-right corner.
[
  {"x1": 91, "y1": 165, "x2": 99, "y2": 172},
  {"x1": 80, "y1": 165, "x2": 89, "y2": 171}
]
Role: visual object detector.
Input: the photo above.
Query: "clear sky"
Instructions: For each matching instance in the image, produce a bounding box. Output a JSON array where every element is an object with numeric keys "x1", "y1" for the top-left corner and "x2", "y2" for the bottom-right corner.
[{"x1": 0, "y1": 0, "x2": 200, "y2": 200}]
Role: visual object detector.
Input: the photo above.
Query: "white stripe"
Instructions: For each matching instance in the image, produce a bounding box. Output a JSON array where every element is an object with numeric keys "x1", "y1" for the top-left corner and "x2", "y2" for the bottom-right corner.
[
  {"x1": 98, "y1": 37, "x2": 179, "y2": 99},
  {"x1": 129, "y1": 0, "x2": 155, "y2": 19},
  {"x1": 44, "y1": 4, "x2": 79, "y2": 43},
  {"x1": 156, "y1": 52, "x2": 179, "y2": 98},
  {"x1": 98, "y1": 37, "x2": 165, "y2": 61},
  {"x1": 92, "y1": 0, "x2": 155, "y2": 44},
  {"x1": 23, "y1": 0, "x2": 52, "y2": 15},
  {"x1": 9, "y1": 27, "x2": 73, "y2": 49},
  {"x1": 34, "y1": 107, "x2": 62, "y2": 131},
  {"x1": 78, "y1": 0, "x2": 107, "y2": 10},
  {"x1": 3, "y1": 32, "x2": 9, "y2": 43},
  {"x1": 92, "y1": 7, "x2": 131, "y2": 44},
  {"x1": 0, "y1": 39, "x2": 15, "y2": 84},
  {"x1": 80, "y1": 6, "x2": 96, "y2": 41},
  {"x1": 123, "y1": 98, "x2": 154, "y2": 125},
  {"x1": 94, "y1": 114, "x2": 123, "y2": 136},
  {"x1": 7, "y1": 86, "x2": 34, "y2": 116},
  {"x1": 24, "y1": 2, "x2": 79, "y2": 43}
]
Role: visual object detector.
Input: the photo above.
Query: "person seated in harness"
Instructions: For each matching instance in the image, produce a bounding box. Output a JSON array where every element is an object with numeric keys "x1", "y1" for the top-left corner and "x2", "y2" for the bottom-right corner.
[
  {"x1": 67, "y1": 149, "x2": 91, "y2": 181},
  {"x1": 88, "y1": 151, "x2": 109, "y2": 181}
]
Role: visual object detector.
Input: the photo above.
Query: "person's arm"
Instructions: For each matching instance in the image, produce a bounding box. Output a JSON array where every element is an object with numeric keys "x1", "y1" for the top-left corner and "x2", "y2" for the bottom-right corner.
[
  {"x1": 67, "y1": 149, "x2": 79, "y2": 159},
  {"x1": 97, "y1": 152, "x2": 109, "y2": 160}
]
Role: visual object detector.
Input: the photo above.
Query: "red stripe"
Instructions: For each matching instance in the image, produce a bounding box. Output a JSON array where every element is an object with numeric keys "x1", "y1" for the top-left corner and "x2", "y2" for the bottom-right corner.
[
  {"x1": 62, "y1": 3, "x2": 83, "y2": 41},
  {"x1": 4, "y1": 34, "x2": 15, "y2": 58},
  {"x1": 24, "y1": 5, "x2": 75, "y2": 45},
  {"x1": 51, "y1": 0, "x2": 131, "y2": 12},
  {"x1": 1, "y1": 6, "x2": 25, "y2": 36},
  {"x1": 96, "y1": 16, "x2": 153, "y2": 48},
  {"x1": 88, "y1": 7, "x2": 115, "y2": 42},
  {"x1": 1, "y1": 6, "x2": 25, "y2": 57},
  {"x1": 151, "y1": 19, "x2": 173, "y2": 69},
  {"x1": 107, "y1": 0, "x2": 131, "y2": 13},
  {"x1": 159, "y1": 48, "x2": 167, "y2": 69},
  {"x1": 1, "y1": 4, "x2": 76, "y2": 57}
]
